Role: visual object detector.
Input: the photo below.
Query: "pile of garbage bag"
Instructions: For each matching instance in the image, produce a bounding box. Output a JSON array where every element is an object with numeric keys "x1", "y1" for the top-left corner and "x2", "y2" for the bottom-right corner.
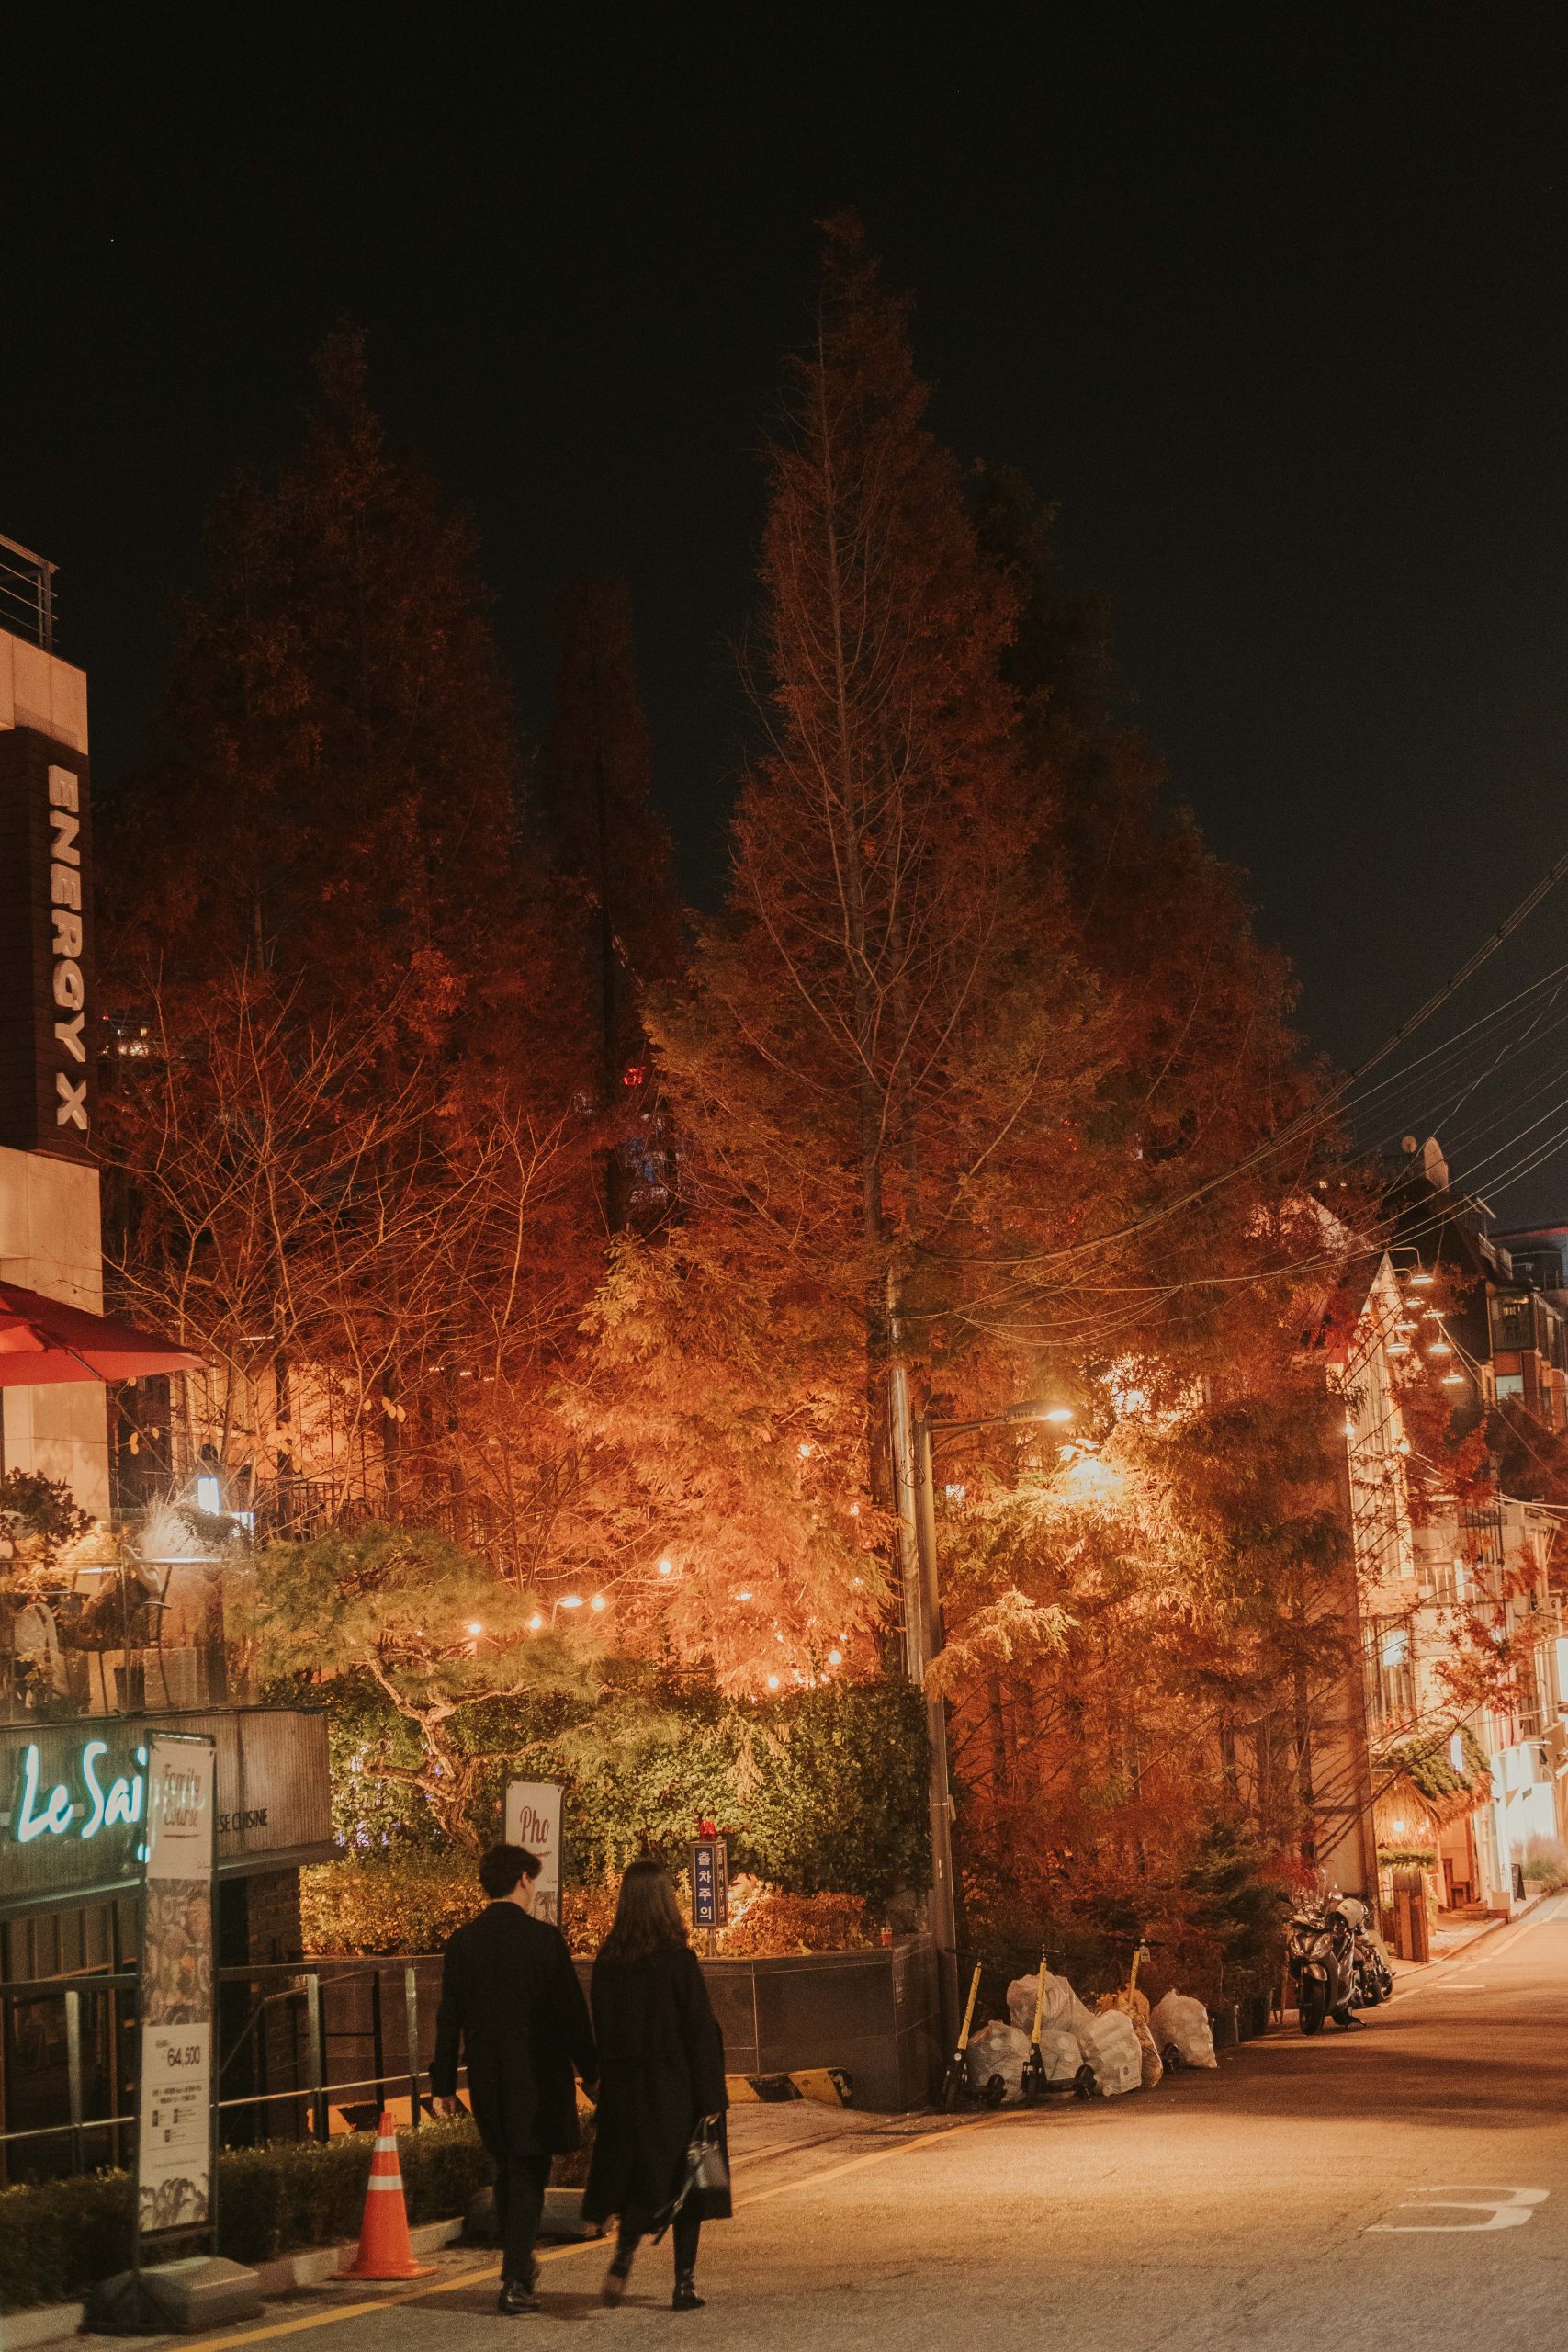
[
  {"x1": 1148, "y1": 1990, "x2": 1218, "y2": 2070},
  {"x1": 964, "y1": 1966, "x2": 1219, "y2": 2101}
]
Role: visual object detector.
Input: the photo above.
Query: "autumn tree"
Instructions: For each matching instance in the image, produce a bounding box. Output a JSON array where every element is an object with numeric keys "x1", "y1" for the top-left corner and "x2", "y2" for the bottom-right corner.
[
  {"x1": 101, "y1": 334, "x2": 600, "y2": 1547},
  {"x1": 583, "y1": 220, "x2": 1111, "y2": 1686}
]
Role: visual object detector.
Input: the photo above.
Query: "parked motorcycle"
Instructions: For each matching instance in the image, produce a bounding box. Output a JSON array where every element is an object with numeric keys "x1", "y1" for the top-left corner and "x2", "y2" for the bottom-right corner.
[
  {"x1": 1286, "y1": 1893, "x2": 1360, "y2": 2033},
  {"x1": 1351, "y1": 1919, "x2": 1394, "y2": 2008}
]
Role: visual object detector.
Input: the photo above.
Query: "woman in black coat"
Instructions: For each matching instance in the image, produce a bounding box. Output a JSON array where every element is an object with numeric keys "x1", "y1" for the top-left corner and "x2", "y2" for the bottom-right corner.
[{"x1": 583, "y1": 1859, "x2": 730, "y2": 2311}]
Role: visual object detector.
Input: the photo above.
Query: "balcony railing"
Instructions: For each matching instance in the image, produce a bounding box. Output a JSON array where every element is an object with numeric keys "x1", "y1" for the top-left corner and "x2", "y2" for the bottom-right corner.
[{"x1": 0, "y1": 532, "x2": 56, "y2": 651}]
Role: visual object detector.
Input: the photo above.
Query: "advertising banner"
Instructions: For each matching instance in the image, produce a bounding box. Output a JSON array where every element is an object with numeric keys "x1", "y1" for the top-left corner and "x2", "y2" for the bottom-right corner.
[
  {"x1": 137, "y1": 1734, "x2": 217, "y2": 2244},
  {"x1": 503, "y1": 1781, "x2": 564, "y2": 1923}
]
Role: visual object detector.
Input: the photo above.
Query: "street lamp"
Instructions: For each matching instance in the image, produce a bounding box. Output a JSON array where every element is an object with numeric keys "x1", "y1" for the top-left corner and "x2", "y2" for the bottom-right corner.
[{"x1": 906, "y1": 1397, "x2": 1073, "y2": 2043}]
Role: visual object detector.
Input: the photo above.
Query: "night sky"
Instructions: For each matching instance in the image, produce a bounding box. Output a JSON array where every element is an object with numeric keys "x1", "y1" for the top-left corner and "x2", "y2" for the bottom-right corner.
[{"x1": 7, "y1": 13, "x2": 1568, "y2": 1210}]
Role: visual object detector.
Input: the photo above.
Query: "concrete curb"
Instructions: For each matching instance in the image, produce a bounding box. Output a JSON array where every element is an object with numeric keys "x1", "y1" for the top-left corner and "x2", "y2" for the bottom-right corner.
[{"x1": 0, "y1": 2217, "x2": 465, "y2": 2349}]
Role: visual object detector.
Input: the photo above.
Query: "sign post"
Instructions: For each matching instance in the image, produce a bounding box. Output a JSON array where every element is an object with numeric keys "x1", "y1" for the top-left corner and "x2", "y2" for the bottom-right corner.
[
  {"x1": 85, "y1": 1729, "x2": 262, "y2": 2335},
  {"x1": 690, "y1": 1838, "x2": 728, "y2": 1958},
  {"x1": 135, "y1": 1733, "x2": 218, "y2": 2261},
  {"x1": 503, "y1": 1781, "x2": 565, "y2": 1924}
]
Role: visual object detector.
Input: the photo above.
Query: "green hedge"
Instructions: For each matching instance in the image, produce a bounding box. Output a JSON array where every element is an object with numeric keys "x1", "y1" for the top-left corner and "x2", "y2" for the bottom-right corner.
[{"x1": 0, "y1": 2120, "x2": 491, "y2": 2314}]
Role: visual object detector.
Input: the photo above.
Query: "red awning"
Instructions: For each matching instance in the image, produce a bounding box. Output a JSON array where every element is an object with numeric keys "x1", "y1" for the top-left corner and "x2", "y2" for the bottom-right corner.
[{"x1": 0, "y1": 1283, "x2": 204, "y2": 1388}]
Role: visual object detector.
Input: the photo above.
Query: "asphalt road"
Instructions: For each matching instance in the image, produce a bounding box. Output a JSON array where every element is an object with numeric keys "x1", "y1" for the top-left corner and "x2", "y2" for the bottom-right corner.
[{"x1": 151, "y1": 1896, "x2": 1568, "y2": 2352}]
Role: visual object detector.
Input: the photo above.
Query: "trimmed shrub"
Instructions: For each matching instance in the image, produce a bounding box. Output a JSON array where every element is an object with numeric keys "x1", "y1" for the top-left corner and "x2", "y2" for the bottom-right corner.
[
  {"x1": 301, "y1": 1852, "x2": 477, "y2": 1955},
  {"x1": 719, "y1": 1891, "x2": 874, "y2": 1955},
  {"x1": 0, "y1": 2120, "x2": 491, "y2": 2314}
]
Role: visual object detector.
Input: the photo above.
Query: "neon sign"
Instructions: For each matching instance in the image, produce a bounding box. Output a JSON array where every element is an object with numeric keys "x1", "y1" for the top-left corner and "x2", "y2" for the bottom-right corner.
[{"x1": 6, "y1": 1740, "x2": 146, "y2": 1847}]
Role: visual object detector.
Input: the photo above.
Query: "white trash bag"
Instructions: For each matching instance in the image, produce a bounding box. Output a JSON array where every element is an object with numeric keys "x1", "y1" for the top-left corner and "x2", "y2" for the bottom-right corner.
[
  {"x1": 965, "y1": 2018, "x2": 1032, "y2": 2102},
  {"x1": 1083, "y1": 2007, "x2": 1143, "y2": 2096},
  {"x1": 1149, "y1": 1990, "x2": 1218, "y2": 2070},
  {"x1": 1007, "y1": 1969, "x2": 1098, "y2": 2048},
  {"x1": 1037, "y1": 2024, "x2": 1087, "y2": 2086}
]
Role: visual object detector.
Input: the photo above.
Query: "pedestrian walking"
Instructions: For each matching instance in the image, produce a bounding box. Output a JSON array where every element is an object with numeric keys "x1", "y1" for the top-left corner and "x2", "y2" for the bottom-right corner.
[
  {"x1": 431, "y1": 1843, "x2": 597, "y2": 2317},
  {"x1": 584, "y1": 1857, "x2": 731, "y2": 2312}
]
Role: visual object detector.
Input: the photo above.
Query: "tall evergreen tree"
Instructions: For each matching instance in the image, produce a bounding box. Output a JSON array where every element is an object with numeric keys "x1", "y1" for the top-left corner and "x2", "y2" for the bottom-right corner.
[
  {"x1": 586, "y1": 221, "x2": 1109, "y2": 1681},
  {"x1": 541, "y1": 576, "x2": 682, "y2": 1230}
]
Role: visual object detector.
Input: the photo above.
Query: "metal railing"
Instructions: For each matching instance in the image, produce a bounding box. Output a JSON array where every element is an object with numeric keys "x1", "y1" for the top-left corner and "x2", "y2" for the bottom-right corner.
[
  {"x1": 0, "y1": 532, "x2": 56, "y2": 651},
  {"x1": 0, "y1": 1955, "x2": 448, "y2": 2185}
]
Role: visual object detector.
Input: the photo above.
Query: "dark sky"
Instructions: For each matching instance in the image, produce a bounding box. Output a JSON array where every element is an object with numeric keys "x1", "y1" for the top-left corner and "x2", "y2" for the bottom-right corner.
[{"x1": 7, "y1": 11, "x2": 1568, "y2": 1207}]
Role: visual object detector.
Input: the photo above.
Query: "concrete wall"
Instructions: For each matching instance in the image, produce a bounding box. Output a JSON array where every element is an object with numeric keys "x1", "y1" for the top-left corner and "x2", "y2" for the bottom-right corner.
[
  {"x1": 0, "y1": 1142, "x2": 110, "y2": 1516},
  {"x1": 0, "y1": 630, "x2": 88, "y2": 752}
]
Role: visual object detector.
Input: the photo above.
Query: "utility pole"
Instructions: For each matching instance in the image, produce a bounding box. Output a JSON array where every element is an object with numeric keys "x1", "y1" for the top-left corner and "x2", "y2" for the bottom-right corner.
[
  {"x1": 890, "y1": 1385, "x2": 1076, "y2": 2055},
  {"x1": 888, "y1": 1366, "x2": 959, "y2": 2046}
]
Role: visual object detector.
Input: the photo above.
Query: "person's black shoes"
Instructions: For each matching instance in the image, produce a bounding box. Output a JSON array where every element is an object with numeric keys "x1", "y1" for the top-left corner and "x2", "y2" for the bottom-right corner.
[
  {"x1": 602, "y1": 2253, "x2": 634, "y2": 2307},
  {"x1": 671, "y1": 2274, "x2": 705, "y2": 2312},
  {"x1": 498, "y1": 2274, "x2": 541, "y2": 2316}
]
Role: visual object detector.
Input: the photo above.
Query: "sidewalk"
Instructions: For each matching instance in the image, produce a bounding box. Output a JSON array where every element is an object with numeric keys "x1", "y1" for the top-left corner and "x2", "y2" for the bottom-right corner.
[{"x1": 1388, "y1": 1890, "x2": 1551, "y2": 1984}]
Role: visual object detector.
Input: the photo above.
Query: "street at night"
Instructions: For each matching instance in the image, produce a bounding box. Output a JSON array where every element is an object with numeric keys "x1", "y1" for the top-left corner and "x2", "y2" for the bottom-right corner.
[
  {"x1": 10, "y1": 18, "x2": 1568, "y2": 2349},
  {"x1": 103, "y1": 1900, "x2": 1568, "y2": 2352}
]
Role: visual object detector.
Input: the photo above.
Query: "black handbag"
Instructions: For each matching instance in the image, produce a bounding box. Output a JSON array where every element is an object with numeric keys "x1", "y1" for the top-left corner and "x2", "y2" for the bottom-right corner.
[{"x1": 656, "y1": 2118, "x2": 729, "y2": 2236}]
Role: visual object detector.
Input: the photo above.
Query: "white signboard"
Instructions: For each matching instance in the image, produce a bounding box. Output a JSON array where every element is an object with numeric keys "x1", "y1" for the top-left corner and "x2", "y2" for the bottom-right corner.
[
  {"x1": 137, "y1": 1736, "x2": 217, "y2": 2240},
  {"x1": 503, "y1": 1781, "x2": 564, "y2": 1924}
]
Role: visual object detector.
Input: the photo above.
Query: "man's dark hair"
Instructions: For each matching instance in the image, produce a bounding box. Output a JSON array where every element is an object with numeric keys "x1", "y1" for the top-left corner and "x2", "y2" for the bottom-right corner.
[{"x1": 479, "y1": 1843, "x2": 542, "y2": 1900}]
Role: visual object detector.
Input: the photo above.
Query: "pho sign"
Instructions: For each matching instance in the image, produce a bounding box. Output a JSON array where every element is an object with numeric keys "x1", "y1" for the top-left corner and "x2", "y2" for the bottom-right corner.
[{"x1": 503, "y1": 1780, "x2": 564, "y2": 1924}]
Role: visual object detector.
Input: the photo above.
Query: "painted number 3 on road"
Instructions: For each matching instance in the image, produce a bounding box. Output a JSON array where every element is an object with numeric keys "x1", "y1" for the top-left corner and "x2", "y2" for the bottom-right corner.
[{"x1": 1369, "y1": 2188, "x2": 1549, "y2": 2233}]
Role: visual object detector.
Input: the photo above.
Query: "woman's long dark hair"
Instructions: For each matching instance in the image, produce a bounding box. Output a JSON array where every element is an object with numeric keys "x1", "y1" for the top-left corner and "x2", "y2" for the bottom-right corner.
[{"x1": 600, "y1": 1858, "x2": 689, "y2": 1965}]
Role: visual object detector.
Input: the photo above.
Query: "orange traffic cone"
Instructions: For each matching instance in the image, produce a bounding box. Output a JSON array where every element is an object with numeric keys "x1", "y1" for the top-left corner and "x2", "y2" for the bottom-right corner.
[{"x1": 335, "y1": 2111, "x2": 438, "y2": 2280}]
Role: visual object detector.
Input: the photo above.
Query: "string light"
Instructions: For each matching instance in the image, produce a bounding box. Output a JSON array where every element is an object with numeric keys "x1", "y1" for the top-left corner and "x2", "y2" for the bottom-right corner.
[
  {"x1": 658, "y1": 1558, "x2": 673, "y2": 1577},
  {"x1": 590, "y1": 1593, "x2": 607, "y2": 1612},
  {"x1": 465, "y1": 1621, "x2": 484, "y2": 1636},
  {"x1": 737, "y1": 1589, "x2": 753, "y2": 1602},
  {"x1": 828, "y1": 1648, "x2": 843, "y2": 1667},
  {"x1": 528, "y1": 1613, "x2": 544, "y2": 1631},
  {"x1": 560, "y1": 1594, "x2": 583, "y2": 1610},
  {"x1": 797, "y1": 1441, "x2": 813, "y2": 1458},
  {"x1": 766, "y1": 1674, "x2": 781, "y2": 1690}
]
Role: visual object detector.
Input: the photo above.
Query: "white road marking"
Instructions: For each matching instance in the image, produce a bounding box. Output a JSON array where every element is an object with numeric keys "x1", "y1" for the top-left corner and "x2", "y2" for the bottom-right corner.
[{"x1": 1369, "y1": 2187, "x2": 1549, "y2": 2233}]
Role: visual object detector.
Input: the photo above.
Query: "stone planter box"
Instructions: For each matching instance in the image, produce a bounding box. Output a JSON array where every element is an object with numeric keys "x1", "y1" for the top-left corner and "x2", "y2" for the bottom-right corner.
[
  {"x1": 573, "y1": 1936, "x2": 939, "y2": 2113},
  {"x1": 697, "y1": 1936, "x2": 940, "y2": 2111}
]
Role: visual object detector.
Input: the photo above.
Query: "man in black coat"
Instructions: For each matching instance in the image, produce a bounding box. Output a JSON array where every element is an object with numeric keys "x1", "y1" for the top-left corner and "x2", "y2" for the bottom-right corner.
[{"x1": 432, "y1": 1844, "x2": 597, "y2": 2315}]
